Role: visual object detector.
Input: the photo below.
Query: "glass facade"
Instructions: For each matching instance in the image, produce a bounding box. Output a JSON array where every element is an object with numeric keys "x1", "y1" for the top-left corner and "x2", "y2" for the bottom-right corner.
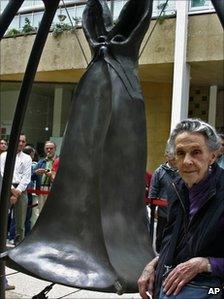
[
  {"x1": 152, "y1": 0, "x2": 176, "y2": 18},
  {"x1": 0, "y1": 0, "x2": 214, "y2": 32},
  {"x1": 190, "y1": 0, "x2": 213, "y2": 9},
  {"x1": 0, "y1": 82, "x2": 75, "y2": 156}
]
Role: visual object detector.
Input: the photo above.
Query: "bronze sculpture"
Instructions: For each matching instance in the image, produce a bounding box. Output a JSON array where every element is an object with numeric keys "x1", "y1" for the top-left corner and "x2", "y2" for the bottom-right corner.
[
  {"x1": 0, "y1": 0, "x2": 223, "y2": 297},
  {"x1": 3, "y1": 0, "x2": 155, "y2": 294}
]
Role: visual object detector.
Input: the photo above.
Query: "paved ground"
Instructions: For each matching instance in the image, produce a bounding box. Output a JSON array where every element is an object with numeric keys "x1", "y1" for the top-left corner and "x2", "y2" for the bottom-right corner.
[
  {"x1": 5, "y1": 208, "x2": 154, "y2": 299},
  {"x1": 5, "y1": 266, "x2": 141, "y2": 299}
]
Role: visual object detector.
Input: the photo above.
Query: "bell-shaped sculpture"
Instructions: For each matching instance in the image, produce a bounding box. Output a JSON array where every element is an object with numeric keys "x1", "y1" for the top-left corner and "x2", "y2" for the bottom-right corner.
[{"x1": 7, "y1": 0, "x2": 155, "y2": 293}]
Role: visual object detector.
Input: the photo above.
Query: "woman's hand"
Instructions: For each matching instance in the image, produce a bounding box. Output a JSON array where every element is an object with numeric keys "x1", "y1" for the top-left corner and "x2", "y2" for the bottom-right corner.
[
  {"x1": 138, "y1": 257, "x2": 159, "y2": 299},
  {"x1": 163, "y1": 257, "x2": 210, "y2": 296}
]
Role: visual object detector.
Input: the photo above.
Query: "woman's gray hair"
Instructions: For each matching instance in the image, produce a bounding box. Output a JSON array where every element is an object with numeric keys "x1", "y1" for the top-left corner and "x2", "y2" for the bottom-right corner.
[{"x1": 167, "y1": 118, "x2": 221, "y2": 154}]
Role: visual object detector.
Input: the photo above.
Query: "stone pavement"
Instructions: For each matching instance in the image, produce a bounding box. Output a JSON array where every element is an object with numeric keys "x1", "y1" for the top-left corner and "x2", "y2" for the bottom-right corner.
[
  {"x1": 5, "y1": 267, "x2": 141, "y2": 299},
  {"x1": 5, "y1": 209, "x2": 153, "y2": 298}
]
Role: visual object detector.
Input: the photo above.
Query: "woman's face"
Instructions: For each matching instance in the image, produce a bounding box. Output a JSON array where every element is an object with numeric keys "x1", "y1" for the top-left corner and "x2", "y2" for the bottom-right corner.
[{"x1": 174, "y1": 132, "x2": 216, "y2": 188}]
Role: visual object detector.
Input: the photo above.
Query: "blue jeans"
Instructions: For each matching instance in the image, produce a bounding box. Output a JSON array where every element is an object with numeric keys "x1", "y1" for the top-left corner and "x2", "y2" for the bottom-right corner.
[{"x1": 159, "y1": 276, "x2": 223, "y2": 299}]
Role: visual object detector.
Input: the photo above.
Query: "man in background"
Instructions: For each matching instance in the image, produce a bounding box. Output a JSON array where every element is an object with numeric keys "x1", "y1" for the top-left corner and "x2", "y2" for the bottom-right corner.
[
  {"x1": 148, "y1": 147, "x2": 180, "y2": 253},
  {"x1": 0, "y1": 134, "x2": 32, "y2": 245},
  {"x1": 0, "y1": 139, "x2": 7, "y2": 154},
  {"x1": 34, "y1": 141, "x2": 57, "y2": 213}
]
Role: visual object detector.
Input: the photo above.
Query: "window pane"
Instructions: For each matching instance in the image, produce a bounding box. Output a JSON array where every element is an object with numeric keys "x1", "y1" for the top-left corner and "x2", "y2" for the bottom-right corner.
[
  {"x1": 65, "y1": 7, "x2": 75, "y2": 24},
  {"x1": 9, "y1": 16, "x2": 20, "y2": 29},
  {"x1": 190, "y1": 0, "x2": 213, "y2": 9},
  {"x1": 0, "y1": 0, "x2": 10, "y2": 13},
  {"x1": 33, "y1": 11, "x2": 44, "y2": 28},
  {"x1": 113, "y1": 0, "x2": 124, "y2": 20},
  {"x1": 153, "y1": 0, "x2": 176, "y2": 17},
  {"x1": 20, "y1": 14, "x2": 33, "y2": 28},
  {"x1": 52, "y1": 8, "x2": 61, "y2": 26},
  {"x1": 21, "y1": 1, "x2": 34, "y2": 8},
  {"x1": 58, "y1": 7, "x2": 75, "y2": 24},
  {"x1": 75, "y1": 4, "x2": 85, "y2": 23},
  {"x1": 191, "y1": 0, "x2": 206, "y2": 7},
  {"x1": 33, "y1": 0, "x2": 44, "y2": 6},
  {"x1": 63, "y1": 0, "x2": 76, "y2": 4}
]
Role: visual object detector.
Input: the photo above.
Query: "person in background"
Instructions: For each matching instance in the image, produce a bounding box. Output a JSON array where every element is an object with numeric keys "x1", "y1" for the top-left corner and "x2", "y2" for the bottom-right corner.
[
  {"x1": 149, "y1": 146, "x2": 180, "y2": 253},
  {"x1": 0, "y1": 139, "x2": 7, "y2": 155},
  {"x1": 217, "y1": 133, "x2": 224, "y2": 169},
  {"x1": 50, "y1": 157, "x2": 60, "y2": 182},
  {"x1": 23, "y1": 145, "x2": 38, "y2": 235},
  {"x1": 0, "y1": 134, "x2": 32, "y2": 245},
  {"x1": 138, "y1": 119, "x2": 224, "y2": 299},
  {"x1": 33, "y1": 141, "x2": 57, "y2": 213},
  {"x1": 145, "y1": 171, "x2": 152, "y2": 199},
  {"x1": 0, "y1": 172, "x2": 15, "y2": 290}
]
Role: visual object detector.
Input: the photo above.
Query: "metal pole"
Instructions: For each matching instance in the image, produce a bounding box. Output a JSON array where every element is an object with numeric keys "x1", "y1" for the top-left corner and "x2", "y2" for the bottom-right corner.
[{"x1": 0, "y1": 0, "x2": 24, "y2": 40}]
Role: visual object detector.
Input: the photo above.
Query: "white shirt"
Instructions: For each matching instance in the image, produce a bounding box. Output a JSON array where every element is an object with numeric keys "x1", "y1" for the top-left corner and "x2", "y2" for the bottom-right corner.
[{"x1": 0, "y1": 151, "x2": 32, "y2": 192}]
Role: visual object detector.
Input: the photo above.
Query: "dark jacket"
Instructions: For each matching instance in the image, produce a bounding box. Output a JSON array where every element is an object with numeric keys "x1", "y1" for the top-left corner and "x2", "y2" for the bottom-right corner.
[
  {"x1": 31, "y1": 158, "x2": 47, "y2": 189},
  {"x1": 149, "y1": 163, "x2": 180, "y2": 218},
  {"x1": 154, "y1": 163, "x2": 224, "y2": 298}
]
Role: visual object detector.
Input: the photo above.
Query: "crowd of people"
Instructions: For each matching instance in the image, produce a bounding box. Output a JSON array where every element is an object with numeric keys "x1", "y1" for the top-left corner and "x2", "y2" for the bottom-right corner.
[{"x1": 0, "y1": 136, "x2": 60, "y2": 290}]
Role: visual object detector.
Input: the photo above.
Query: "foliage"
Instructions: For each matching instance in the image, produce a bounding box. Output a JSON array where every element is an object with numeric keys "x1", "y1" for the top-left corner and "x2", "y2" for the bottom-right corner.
[
  {"x1": 5, "y1": 28, "x2": 21, "y2": 38},
  {"x1": 157, "y1": 2, "x2": 168, "y2": 11},
  {"x1": 5, "y1": 16, "x2": 81, "y2": 39},
  {"x1": 52, "y1": 23, "x2": 73, "y2": 38},
  {"x1": 5, "y1": 18, "x2": 36, "y2": 38},
  {"x1": 51, "y1": 17, "x2": 82, "y2": 38},
  {"x1": 21, "y1": 17, "x2": 37, "y2": 34},
  {"x1": 157, "y1": 2, "x2": 169, "y2": 24}
]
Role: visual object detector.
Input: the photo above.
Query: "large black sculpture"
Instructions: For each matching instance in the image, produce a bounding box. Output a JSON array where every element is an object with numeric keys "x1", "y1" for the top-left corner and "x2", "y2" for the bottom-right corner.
[
  {"x1": 1, "y1": 0, "x2": 223, "y2": 297},
  {"x1": 5, "y1": 0, "x2": 155, "y2": 294},
  {"x1": 0, "y1": 1, "x2": 60, "y2": 297}
]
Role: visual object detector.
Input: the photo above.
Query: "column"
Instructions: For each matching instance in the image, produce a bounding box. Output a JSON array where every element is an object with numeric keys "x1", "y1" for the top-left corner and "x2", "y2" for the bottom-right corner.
[
  {"x1": 208, "y1": 85, "x2": 217, "y2": 127},
  {"x1": 170, "y1": 0, "x2": 190, "y2": 132},
  {"x1": 52, "y1": 86, "x2": 63, "y2": 137}
]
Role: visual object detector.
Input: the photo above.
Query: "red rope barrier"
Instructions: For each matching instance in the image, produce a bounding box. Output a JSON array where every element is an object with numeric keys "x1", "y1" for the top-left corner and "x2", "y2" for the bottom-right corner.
[
  {"x1": 27, "y1": 190, "x2": 167, "y2": 206},
  {"x1": 145, "y1": 197, "x2": 168, "y2": 207},
  {"x1": 27, "y1": 189, "x2": 50, "y2": 195}
]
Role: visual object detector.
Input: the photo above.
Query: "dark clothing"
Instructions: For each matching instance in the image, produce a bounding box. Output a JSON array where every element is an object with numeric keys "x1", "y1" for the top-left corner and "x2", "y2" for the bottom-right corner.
[
  {"x1": 31, "y1": 159, "x2": 47, "y2": 189},
  {"x1": 149, "y1": 164, "x2": 179, "y2": 218},
  {"x1": 159, "y1": 275, "x2": 223, "y2": 299},
  {"x1": 154, "y1": 163, "x2": 224, "y2": 299},
  {"x1": 32, "y1": 158, "x2": 55, "y2": 189},
  {"x1": 145, "y1": 171, "x2": 152, "y2": 199},
  {"x1": 149, "y1": 163, "x2": 180, "y2": 252},
  {"x1": 155, "y1": 216, "x2": 167, "y2": 253}
]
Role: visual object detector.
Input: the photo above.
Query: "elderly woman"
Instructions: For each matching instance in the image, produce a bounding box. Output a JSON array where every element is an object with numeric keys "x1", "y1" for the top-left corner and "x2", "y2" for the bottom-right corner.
[{"x1": 138, "y1": 119, "x2": 224, "y2": 299}]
